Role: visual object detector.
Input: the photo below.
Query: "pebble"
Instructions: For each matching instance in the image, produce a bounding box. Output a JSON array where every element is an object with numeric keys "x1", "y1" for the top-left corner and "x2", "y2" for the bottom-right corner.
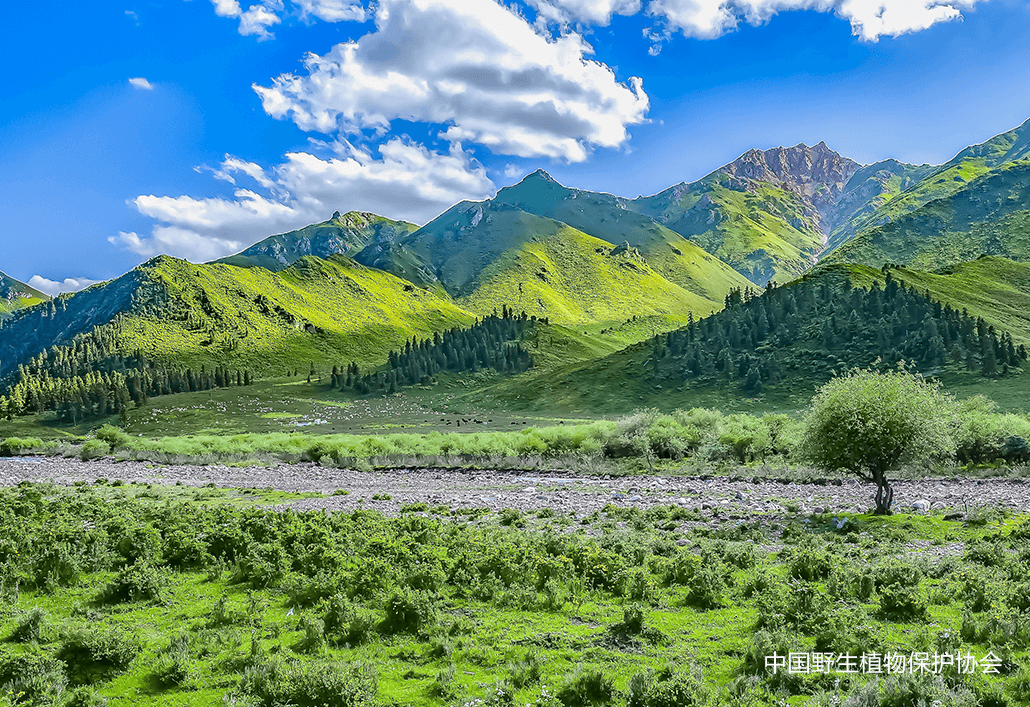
[{"x1": 4, "y1": 458, "x2": 1029, "y2": 521}]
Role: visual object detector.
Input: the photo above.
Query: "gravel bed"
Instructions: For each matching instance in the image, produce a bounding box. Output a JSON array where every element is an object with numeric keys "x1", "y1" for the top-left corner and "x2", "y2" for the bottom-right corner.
[{"x1": 3, "y1": 456, "x2": 1030, "y2": 520}]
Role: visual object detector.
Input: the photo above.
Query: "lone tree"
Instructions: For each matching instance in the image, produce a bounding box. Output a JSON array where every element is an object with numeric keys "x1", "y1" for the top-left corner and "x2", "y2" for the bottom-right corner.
[{"x1": 800, "y1": 367, "x2": 957, "y2": 514}]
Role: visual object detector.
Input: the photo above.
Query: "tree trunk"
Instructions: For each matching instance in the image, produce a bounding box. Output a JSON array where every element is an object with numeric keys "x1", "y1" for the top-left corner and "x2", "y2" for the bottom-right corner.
[{"x1": 872, "y1": 469, "x2": 894, "y2": 515}]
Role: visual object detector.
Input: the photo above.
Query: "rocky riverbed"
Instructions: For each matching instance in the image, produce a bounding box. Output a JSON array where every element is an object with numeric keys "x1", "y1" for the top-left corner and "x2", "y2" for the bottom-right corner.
[{"x1": 2, "y1": 456, "x2": 1029, "y2": 519}]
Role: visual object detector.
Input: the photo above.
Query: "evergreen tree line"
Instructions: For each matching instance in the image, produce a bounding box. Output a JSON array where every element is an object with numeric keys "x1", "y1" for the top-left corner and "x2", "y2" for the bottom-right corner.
[
  {"x1": 651, "y1": 272, "x2": 1028, "y2": 395},
  {"x1": 330, "y1": 307, "x2": 535, "y2": 395},
  {"x1": 0, "y1": 324, "x2": 253, "y2": 422}
]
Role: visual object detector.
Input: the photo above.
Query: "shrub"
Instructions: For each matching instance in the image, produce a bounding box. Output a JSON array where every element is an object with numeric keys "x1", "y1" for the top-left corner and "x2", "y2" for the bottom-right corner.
[
  {"x1": 95, "y1": 425, "x2": 132, "y2": 450},
  {"x1": 620, "y1": 604, "x2": 646, "y2": 634},
  {"x1": 799, "y1": 368, "x2": 957, "y2": 514},
  {"x1": 10, "y1": 607, "x2": 56, "y2": 643},
  {"x1": 380, "y1": 588, "x2": 436, "y2": 634},
  {"x1": 322, "y1": 595, "x2": 376, "y2": 647},
  {"x1": 29, "y1": 541, "x2": 80, "y2": 592},
  {"x1": 507, "y1": 652, "x2": 543, "y2": 689},
  {"x1": 556, "y1": 667, "x2": 616, "y2": 706},
  {"x1": 0, "y1": 437, "x2": 44, "y2": 457},
  {"x1": 58, "y1": 625, "x2": 142, "y2": 683},
  {"x1": 878, "y1": 583, "x2": 927, "y2": 621},
  {"x1": 236, "y1": 659, "x2": 377, "y2": 707},
  {"x1": 100, "y1": 562, "x2": 169, "y2": 604},
  {"x1": 63, "y1": 687, "x2": 109, "y2": 707},
  {"x1": 153, "y1": 632, "x2": 198, "y2": 688},
  {"x1": 80, "y1": 439, "x2": 110, "y2": 461},
  {"x1": 295, "y1": 615, "x2": 327, "y2": 655},
  {"x1": 626, "y1": 664, "x2": 710, "y2": 707},
  {"x1": 0, "y1": 648, "x2": 68, "y2": 705}
]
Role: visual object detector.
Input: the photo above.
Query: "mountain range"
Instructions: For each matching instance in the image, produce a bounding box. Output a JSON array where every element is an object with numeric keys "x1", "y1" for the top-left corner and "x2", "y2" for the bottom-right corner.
[
  {"x1": 0, "y1": 271, "x2": 48, "y2": 321},
  {"x1": 3, "y1": 117, "x2": 1030, "y2": 411}
]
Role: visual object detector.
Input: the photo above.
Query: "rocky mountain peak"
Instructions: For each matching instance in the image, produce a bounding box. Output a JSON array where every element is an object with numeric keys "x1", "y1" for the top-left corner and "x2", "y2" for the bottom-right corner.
[{"x1": 719, "y1": 142, "x2": 861, "y2": 231}]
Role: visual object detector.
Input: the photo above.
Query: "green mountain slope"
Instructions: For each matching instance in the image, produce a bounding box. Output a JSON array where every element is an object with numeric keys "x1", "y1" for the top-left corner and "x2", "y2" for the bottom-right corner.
[
  {"x1": 488, "y1": 170, "x2": 753, "y2": 304},
  {"x1": 0, "y1": 255, "x2": 472, "y2": 381},
  {"x1": 359, "y1": 203, "x2": 719, "y2": 325},
  {"x1": 471, "y1": 258, "x2": 1030, "y2": 414},
  {"x1": 0, "y1": 271, "x2": 48, "y2": 320},
  {"x1": 831, "y1": 117, "x2": 1030, "y2": 250},
  {"x1": 354, "y1": 182, "x2": 752, "y2": 325},
  {"x1": 216, "y1": 211, "x2": 418, "y2": 271},
  {"x1": 627, "y1": 143, "x2": 865, "y2": 286},
  {"x1": 822, "y1": 159, "x2": 936, "y2": 252},
  {"x1": 825, "y1": 159, "x2": 1030, "y2": 271}
]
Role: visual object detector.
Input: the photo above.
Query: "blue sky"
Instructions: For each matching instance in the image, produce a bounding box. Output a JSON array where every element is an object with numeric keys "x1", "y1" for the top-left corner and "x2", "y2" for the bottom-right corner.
[{"x1": 2, "y1": 0, "x2": 1029, "y2": 294}]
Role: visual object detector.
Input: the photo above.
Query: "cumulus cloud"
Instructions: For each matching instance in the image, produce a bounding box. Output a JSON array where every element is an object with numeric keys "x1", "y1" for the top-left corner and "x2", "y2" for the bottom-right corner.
[
  {"x1": 128, "y1": 77, "x2": 153, "y2": 90},
  {"x1": 643, "y1": 0, "x2": 984, "y2": 41},
  {"x1": 296, "y1": 0, "x2": 366, "y2": 22},
  {"x1": 210, "y1": 0, "x2": 364, "y2": 37},
  {"x1": 253, "y1": 0, "x2": 649, "y2": 162},
  {"x1": 115, "y1": 139, "x2": 495, "y2": 262},
  {"x1": 27, "y1": 276, "x2": 101, "y2": 296},
  {"x1": 211, "y1": 0, "x2": 282, "y2": 38},
  {"x1": 527, "y1": 0, "x2": 642, "y2": 25}
]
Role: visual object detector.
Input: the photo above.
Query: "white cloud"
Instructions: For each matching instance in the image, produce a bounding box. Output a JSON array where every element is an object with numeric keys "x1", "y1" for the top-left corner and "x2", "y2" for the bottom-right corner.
[
  {"x1": 128, "y1": 77, "x2": 153, "y2": 90},
  {"x1": 210, "y1": 0, "x2": 282, "y2": 38},
  {"x1": 297, "y1": 0, "x2": 366, "y2": 22},
  {"x1": 27, "y1": 276, "x2": 101, "y2": 296},
  {"x1": 210, "y1": 0, "x2": 364, "y2": 37},
  {"x1": 116, "y1": 139, "x2": 495, "y2": 262},
  {"x1": 643, "y1": 0, "x2": 984, "y2": 41},
  {"x1": 253, "y1": 0, "x2": 650, "y2": 162},
  {"x1": 528, "y1": 0, "x2": 641, "y2": 25}
]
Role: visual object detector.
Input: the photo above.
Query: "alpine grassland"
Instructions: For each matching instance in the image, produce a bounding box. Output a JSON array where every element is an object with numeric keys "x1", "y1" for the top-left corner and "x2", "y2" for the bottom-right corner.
[
  {"x1": 0, "y1": 271, "x2": 49, "y2": 321},
  {"x1": 0, "y1": 480, "x2": 1028, "y2": 707}
]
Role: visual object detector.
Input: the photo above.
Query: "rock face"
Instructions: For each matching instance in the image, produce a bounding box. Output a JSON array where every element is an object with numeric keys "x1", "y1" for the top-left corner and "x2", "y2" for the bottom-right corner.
[{"x1": 718, "y1": 142, "x2": 861, "y2": 233}]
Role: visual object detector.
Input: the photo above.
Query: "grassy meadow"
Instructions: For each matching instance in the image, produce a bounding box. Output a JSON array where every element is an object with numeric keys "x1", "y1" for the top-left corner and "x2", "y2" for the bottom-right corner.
[{"x1": 1, "y1": 482, "x2": 1029, "y2": 707}]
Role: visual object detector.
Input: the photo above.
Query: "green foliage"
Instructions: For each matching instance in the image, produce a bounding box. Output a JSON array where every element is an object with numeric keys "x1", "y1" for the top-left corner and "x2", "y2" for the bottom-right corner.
[
  {"x1": 555, "y1": 667, "x2": 616, "y2": 707},
  {"x1": 94, "y1": 425, "x2": 131, "y2": 450},
  {"x1": 58, "y1": 625, "x2": 142, "y2": 683},
  {"x1": 801, "y1": 367, "x2": 959, "y2": 512},
  {"x1": 100, "y1": 562, "x2": 169, "y2": 604},
  {"x1": 236, "y1": 659, "x2": 378, "y2": 707},
  {"x1": 0, "y1": 647, "x2": 68, "y2": 706},
  {"x1": 0, "y1": 437, "x2": 45, "y2": 456},
  {"x1": 627, "y1": 664, "x2": 711, "y2": 707},
  {"x1": 380, "y1": 588, "x2": 437, "y2": 635},
  {"x1": 10, "y1": 607, "x2": 56, "y2": 644}
]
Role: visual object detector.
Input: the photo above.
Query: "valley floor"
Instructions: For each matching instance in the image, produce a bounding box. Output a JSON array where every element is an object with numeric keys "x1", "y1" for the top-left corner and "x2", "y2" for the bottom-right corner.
[{"x1": 3, "y1": 457, "x2": 1029, "y2": 520}]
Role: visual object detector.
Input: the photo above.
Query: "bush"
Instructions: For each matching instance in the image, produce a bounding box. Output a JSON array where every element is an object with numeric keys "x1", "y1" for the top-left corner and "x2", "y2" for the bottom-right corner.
[
  {"x1": 556, "y1": 667, "x2": 616, "y2": 706},
  {"x1": 94, "y1": 425, "x2": 132, "y2": 450},
  {"x1": 627, "y1": 664, "x2": 710, "y2": 707},
  {"x1": 0, "y1": 648, "x2": 68, "y2": 705},
  {"x1": 80, "y1": 439, "x2": 110, "y2": 461},
  {"x1": 799, "y1": 368, "x2": 957, "y2": 514},
  {"x1": 10, "y1": 607, "x2": 56, "y2": 643},
  {"x1": 58, "y1": 625, "x2": 142, "y2": 683},
  {"x1": 100, "y1": 562, "x2": 169, "y2": 604},
  {"x1": 380, "y1": 588, "x2": 436, "y2": 634},
  {"x1": 322, "y1": 595, "x2": 376, "y2": 647},
  {"x1": 29, "y1": 541, "x2": 80, "y2": 592},
  {"x1": 878, "y1": 583, "x2": 928, "y2": 621},
  {"x1": 236, "y1": 659, "x2": 377, "y2": 707},
  {"x1": 0, "y1": 437, "x2": 44, "y2": 457},
  {"x1": 153, "y1": 632, "x2": 198, "y2": 688}
]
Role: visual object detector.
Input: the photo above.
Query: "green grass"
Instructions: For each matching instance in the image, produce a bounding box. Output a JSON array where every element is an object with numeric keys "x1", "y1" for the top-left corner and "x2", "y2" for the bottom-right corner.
[
  {"x1": 216, "y1": 211, "x2": 418, "y2": 271},
  {"x1": 833, "y1": 117, "x2": 1030, "y2": 249},
  {"x1": 826, "y1": 159, "x2": 1030, "y2": 272}
]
